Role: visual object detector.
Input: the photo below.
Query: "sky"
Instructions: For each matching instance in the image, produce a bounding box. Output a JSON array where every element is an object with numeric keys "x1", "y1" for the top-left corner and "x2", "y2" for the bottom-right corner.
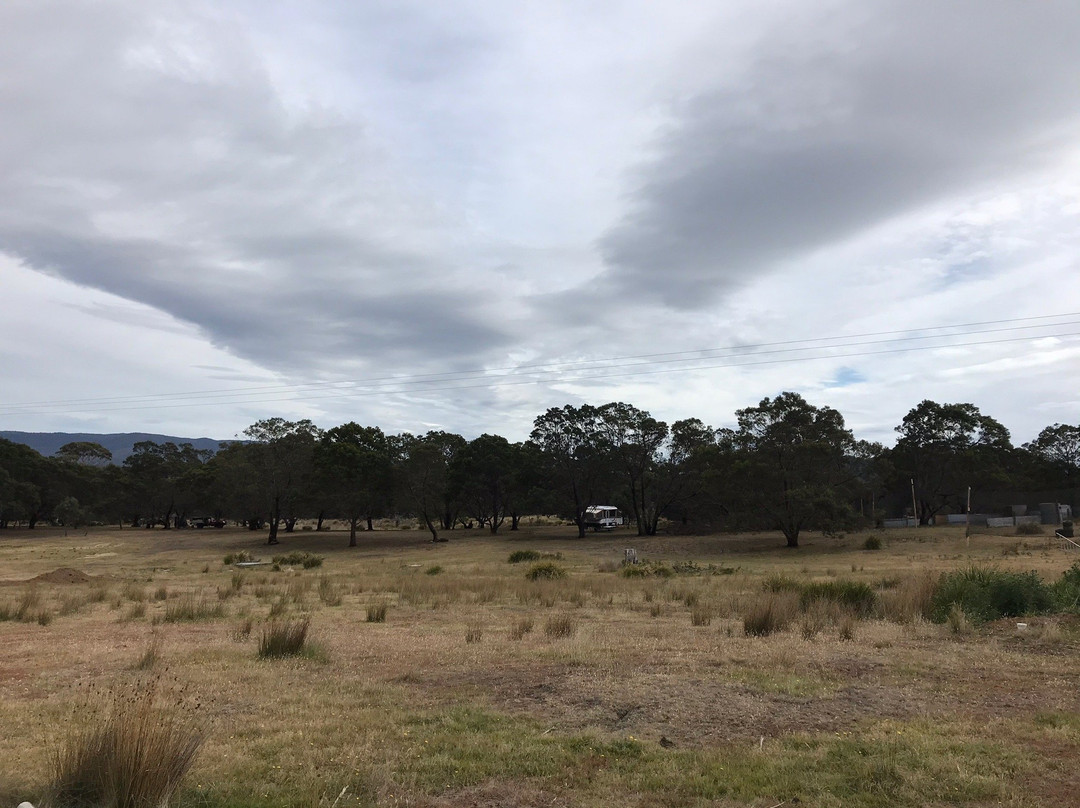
[{"x1": 1, "y1": 0, "x2": 1079, "y2": 446}]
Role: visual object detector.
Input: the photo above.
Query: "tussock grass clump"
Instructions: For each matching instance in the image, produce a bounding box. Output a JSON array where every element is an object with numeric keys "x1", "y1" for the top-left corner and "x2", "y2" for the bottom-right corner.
[
  {"x1": 880, "y1": 573, "x2": 936, "y2": 623},
  {"x1": 425, "y1": 564, "x2": 444, "y2": 576},
  {"x1": 59, "y1": 594, "x2": 88, "y2": 617},
  {"x1": 863, "y1": 534, "x2": 883, "y2": 550},
  {"x1": 164, "y1": 594, "x2": 225, "y2": 623},
  {"x1": 743, "y1": 593, "x2": 798, "y2": 637},
  {"x1": 133, "y1": 636, "x2": 162, "y2": 670},
  {"x1": 761, "y1": 574, "x2": 802, "y2": 593},
  {"x1": 223, "y1": 550, "x2": 253, "y2": 565},
  {"x1": 123, "y1": 583, "x2": 147, "y2": 602},
  {"x1": 800, "y1": 580, "x2": 877, "y2": 616},
  {"x1": 946, "y1": 604, "x2": 973, "y2": 635},
  {"x1": 465, "y1": 621, "x2": 483, "y2": 643},
  {"x1": 508, "y1": 617, "x2": 534, "y2": 640},
  {"x1": 124, "y1": 602, "x2": 147, "y2": 621},
  {"x1": 272, "y1": 551, "x2": 323, "y2": 569},
  {"x1": 930, "y1": 567, "x2": 1053, "y2": 624},
  {"x1": 45, "y1": 678, "x2": 203, "y2": 808},
  {"x1": 526, "y1": 562, "x2": 566, "y2": 581},
  {"x1": 258, "y1": 619, "x2": 311, "y2": 658},
  {"x1": 152, "y1": 586, "x2": 168, "y2": 602},
  {"x1": 508, "y1": 550, "x2": 541, "y2": 564},
  {"x1": 366, "y1": 602, "x2": 388, "y2": 623},
  {"x1": 690, "y1": 604, "x2": 712, "y2": 626},
  {"x1": 318, "y1": 576, "x2": 342, "y2": 606},
  {"x1": 231, "y1": 618, "x2": 254, "y2": 642},
  {"x1": 544, "y1": 614, "x2": 575, "y2": 638}
]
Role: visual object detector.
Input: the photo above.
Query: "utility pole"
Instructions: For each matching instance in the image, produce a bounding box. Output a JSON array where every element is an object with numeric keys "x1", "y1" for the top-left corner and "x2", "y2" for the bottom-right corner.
[
  {"x1": 966, "y1": 485, "x2": 971, "y2": 545},
  {"x1": 910, "y1": 478, "x2": 918, "y2": 528}
]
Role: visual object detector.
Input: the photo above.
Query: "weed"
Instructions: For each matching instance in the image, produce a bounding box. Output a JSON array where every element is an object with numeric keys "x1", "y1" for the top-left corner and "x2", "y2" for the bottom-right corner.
[
  {"x1": 863, "y1": 534, "x2": 883, "y2": 550},
  {"x1": 425, "y1": 564, "x2": 444, "y2": 576},
  {"x1": 123, "y1": 583, "x2": 147, "y2": 602},
  {"x1": 526, "y1": 562, "x2": 566, "y2": 581},
  {"x1": 125, "y1": 602, "x2": 147, "y2": 621},
  {"x1": 366, "y1": 602, "x2": 388, "y2": 623},
  {"x1": 880, "y1": 573, "x2": 937, "y2": 623},
  {"x1": 258, "y1": 619, "x2": 311, "y2": 658},
  {"x1": 838, "y1": 614, "x2": 857, "y2": 641},
  {"x1": 268, "y1": 597, "x2": 288, "y2": 618},
  {"x1": 152, "y1": 586, "x2": 168, "y2": 602},
  {"x1": 223, "y1": 550, "x2": 253, "y2": 565},
  {"x1": 59, "y1": 595, "x2": 87, "y2": 616},
  {"x1": 946, "y1": 604, "x2": 973, "y2": 635},
  {"x1": 649, "y1": 603, "x2": 662, "y2": 618},
  {"x1": 761, "y1": 574, "x2": 802, "y2": 593}
]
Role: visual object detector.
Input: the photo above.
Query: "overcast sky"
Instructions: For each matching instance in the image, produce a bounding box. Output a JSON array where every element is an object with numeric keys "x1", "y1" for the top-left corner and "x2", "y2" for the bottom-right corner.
[{"x1": 2, "y1": 0, "x2": 1078, "y2": 446}]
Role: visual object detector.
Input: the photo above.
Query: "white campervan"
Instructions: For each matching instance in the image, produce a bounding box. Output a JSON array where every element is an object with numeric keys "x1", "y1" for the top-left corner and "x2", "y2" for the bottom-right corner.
[{"x1": 583, "y1": 505, "x2": 623, "y2": 531}]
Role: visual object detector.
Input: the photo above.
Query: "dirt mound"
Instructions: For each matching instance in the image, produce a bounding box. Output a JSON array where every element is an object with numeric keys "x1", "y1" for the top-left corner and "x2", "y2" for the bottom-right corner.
[{"x1": 30, "y1": 567, "x2": 92, "y2": 584}]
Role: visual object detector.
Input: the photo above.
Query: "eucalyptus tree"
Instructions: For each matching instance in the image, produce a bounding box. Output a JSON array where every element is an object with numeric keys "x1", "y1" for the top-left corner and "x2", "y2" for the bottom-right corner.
[
  {"x1": 891, "y1": 401, "x2": 1011, "y2": 525},
  {"x1": 242, "y1": 418, "x2": 322, "y2": 544},
  {"x1": 316, "y1": 423, "x2": 392, "y2": 546},
  {"x1": 732, "y1": 392, "x2": 857, "y2": 547}
]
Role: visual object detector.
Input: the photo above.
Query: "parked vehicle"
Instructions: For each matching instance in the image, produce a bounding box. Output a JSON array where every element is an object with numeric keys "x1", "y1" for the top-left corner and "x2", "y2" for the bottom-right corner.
[
  {"x1": 190, "y1": 516, "x2": 226, "y2": 528},
  {"x1": 583, "y1": 505, "x2": 623, "y2": 531}
]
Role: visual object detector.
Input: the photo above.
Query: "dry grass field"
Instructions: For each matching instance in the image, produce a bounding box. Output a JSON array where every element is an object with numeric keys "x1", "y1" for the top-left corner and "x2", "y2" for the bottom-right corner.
[{"x1": 1, "y1": 523, "x2": 1078, "y2": 807}]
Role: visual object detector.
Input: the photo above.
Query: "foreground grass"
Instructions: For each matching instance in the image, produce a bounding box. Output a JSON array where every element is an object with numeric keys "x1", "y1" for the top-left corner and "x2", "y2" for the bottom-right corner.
[{"x1": 0, "y1": 524, "x2": 1078, "y2": 807}]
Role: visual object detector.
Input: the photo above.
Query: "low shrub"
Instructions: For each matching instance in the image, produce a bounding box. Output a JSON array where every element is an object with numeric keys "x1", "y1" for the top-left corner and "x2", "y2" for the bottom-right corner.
[
  {"x1": 223, "y1": 550, "x2": 253, "y2": 565},
  {"x1": 690, "y1": 604, "x2": 712, "y2": 626},
  {"x1": 930, "y1": 567, "x2": 1053, "y2": 623},
  {"x1": 317, "y1": 576, "x2": 342, "y2": 606},
  {"x1": 800, "y1": 580, "x2": 877, "y2": 616},
  {"x1": 620, "y1": 562, "x2": 673, "y2": 578},
  {"x1": 1015, "y1": 521, "x2": 1044, "y2": 536},
  {"x1": 258, "y1": 619, "x2": 311, "y2": 658},
  {"x1": 366, "y1": 602, "x2": 388, "y2": 623},
  {"x1": 272, "y1": 551, "x2": 323, "y2": 569},
  {"x1": 508, "y1": 550, "x2": 541, "y2": 564},
  {"x1": 526, "y1": 562, "x2": 567, "y2": 581},
  {"x1": 863, "y1": 535, "x2": 882, "y2": 551},
  {"x1": 425, "y1": 565, "x2": 443, "y2": 576}
]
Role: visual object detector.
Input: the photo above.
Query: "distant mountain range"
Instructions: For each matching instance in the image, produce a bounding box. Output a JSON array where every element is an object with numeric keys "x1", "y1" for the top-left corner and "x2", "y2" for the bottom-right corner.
[{"x1": 0, "y1": 431, "x2": 227, "y2": 464}]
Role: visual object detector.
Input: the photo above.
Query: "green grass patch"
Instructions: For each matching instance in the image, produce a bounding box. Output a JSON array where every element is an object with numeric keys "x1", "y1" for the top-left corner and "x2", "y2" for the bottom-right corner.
[
  {"x1": 271, "y1": 551, "x2": 323, "y2": 569},
  {"x1": 526, "y1": 562, "x2": 566, "y2": 581},
  {"x1": 508, "y1": 550, "x2": 541, "y2": 563},
  {"x1": 800, "y1": 580, "x2": 878, "y2": 616}
]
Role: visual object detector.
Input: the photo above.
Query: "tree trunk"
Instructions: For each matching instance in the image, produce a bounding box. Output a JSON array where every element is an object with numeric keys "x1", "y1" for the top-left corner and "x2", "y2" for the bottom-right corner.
[
  {"x1": 285, "y1": 517, "x2": 297, "y2": 533},
  {"x1": 424, "y1": 513, "x2": 439, "y2": 542},
  {"x1": 349, "y1": 517, "x2": 358, "y2": 547},
  {"x1": 784, "y1": 527, "x2": 800, "y2": 548},
  {"x1": 316, "y1": 511, "x2": 325, "y2": 532},
  {"x1": 267, "y1": 495, "x2": 281, "y2": 544},
  {"x1": 367, "y1": 515, "x2": 374, "y2": 531}
]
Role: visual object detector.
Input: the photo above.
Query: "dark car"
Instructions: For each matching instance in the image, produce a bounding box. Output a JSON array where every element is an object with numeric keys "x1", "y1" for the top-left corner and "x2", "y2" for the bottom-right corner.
[{"x1": 190, "y1": 516, "x2": 226, "y2": 529}]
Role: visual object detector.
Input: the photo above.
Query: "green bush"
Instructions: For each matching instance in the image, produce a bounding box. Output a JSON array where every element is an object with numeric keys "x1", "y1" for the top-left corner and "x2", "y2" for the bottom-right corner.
[
  {"x1": 800, "y1": 580, "x2": 878, "y2": 616},
  {"x1": 1051, "y1": 562, "x2": 1080, "y2": 612},
  {"x1": 223, "y1": 550, "x2": 254, "y2": 565},
  {"x1": 526, "y1": 562, "x2": 567, "y2": 581},
  {"x1": 425, "y1": 564, "x2": 443, "y2": 576},
  {"x1": 272, "y1": 551, "x2": 323, "y2": 569},
  {"x1": 863, "y1": 534, "x2": 882, "y2": 550},
  {"x1": 930, "y1": 567, "x2": 1053, "y2": 623},
  {"x1": 620, "y1": 562, "x2": 673, "y2": 578},
  {"x1": 508, "y1": 550, "x2": 541, "y2": 564}
]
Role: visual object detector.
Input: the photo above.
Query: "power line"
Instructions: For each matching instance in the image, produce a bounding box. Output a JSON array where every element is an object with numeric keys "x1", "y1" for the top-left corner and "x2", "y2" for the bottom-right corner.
[
  {"x1": 2, "y1": 312, "x2": 1078, "y2": 414},
  {"x1": 3, "y1": 328, "x2": 1078, "y2": 417}
]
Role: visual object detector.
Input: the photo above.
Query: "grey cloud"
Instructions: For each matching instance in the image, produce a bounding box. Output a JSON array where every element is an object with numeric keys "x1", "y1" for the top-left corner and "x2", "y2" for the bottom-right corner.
[
  {"x1": 0, "y1": 1, "x2": 511, "y2": 379},
  {"x1": 599, "y1": 1, "x2": 1080, "y2": 307}
]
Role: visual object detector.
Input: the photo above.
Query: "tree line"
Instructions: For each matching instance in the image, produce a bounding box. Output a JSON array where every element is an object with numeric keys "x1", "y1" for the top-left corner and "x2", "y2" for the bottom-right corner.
[{"x1": 1, "y1": 395, "x2": 1077, "y2": 547}]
